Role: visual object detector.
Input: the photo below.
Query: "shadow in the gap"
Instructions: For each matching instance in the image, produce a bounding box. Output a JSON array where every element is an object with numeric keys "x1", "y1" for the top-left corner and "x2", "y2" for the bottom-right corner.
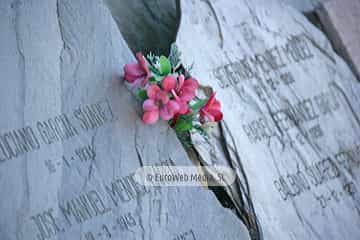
[{"x1": 104, "y1": 0, "x2": 181, "y2": 55}]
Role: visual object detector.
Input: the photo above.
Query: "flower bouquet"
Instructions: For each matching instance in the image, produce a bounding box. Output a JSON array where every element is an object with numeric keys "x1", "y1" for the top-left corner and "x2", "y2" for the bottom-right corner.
[{"x1": 123, "y1": 44, "x2": 223, "y2": 141}]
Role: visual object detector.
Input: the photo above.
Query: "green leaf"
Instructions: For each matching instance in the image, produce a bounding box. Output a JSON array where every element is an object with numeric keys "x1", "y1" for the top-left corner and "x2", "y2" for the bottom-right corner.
[
  {"x1": 193, "y1": 124, "x2": 210, "y2": 141},
  {"x1": 181, "y1": 113, "x2": 195, "y2": 122},
  {"x1": 148, "y1": 76, "x2": 157, "y2": 84},
  {"x1": 148, "y1": 65, "x2": 160, "y2": 75},
  {"x1": 159, "y1": 56, "x2": 171, "y2": 75},
  {"x1": 175, "y1": 118, "x2": 193, "y2": 132},
  {"x1": 154, "y1": 74, "x2": 164, "y2": 82},
  {"x1": 175, "y1": 131, "x2": 193, "y2": 149},
  {"x1": 184, "y1": 62, "x2": 194, "y2": 78},
  {"x1": 148, "y1": 74, "x2": 164, "y2": 84},
  {"x1": 136, "y1": 89, "x2": 148, "y2": 102},
  {"x1": 190, "y1": 99, "x2": 207, "y2": 111},
  {"x1": 168, "y1": 43, "x2": 182, "y2": 69}
]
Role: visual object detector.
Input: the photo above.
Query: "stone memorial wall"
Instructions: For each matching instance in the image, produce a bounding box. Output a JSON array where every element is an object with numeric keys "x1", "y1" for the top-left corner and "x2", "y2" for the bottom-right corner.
[
  {"x1": 0, "y1": 0, "x2": 250, "y2": 239},
  {"x1": 176, "y1": 0, "x2": 360, "y2": 239},
  {"x1": 1, "y1": 0, "x2": 360, "y2": 239}
]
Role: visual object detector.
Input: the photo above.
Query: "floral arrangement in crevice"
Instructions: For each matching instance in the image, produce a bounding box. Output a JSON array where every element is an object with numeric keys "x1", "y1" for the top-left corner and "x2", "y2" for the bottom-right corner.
[{"x1": 123, "y1": 44, "x2": 223, "y2": 143}]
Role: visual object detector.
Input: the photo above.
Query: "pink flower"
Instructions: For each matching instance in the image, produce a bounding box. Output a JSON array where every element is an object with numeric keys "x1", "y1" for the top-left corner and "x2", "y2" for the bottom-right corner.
[
  {"x1": 171, "y1": 75, "x2": 199, "y2": 114},
  {"x1": 124, "y1": 52, "x2": 150, "y2": 86},
  {"x1": 162, "y1": 76, "x2": 177, "y2": 92},
  {"x1": 142, "y1": 84, "x2": 180, "y2": 125},
  {"x1": 200, "y1": 93, "x2": 223, "y2": 124},
  {"x1": 175, "y1": 75, "x2": 199, "y2": 101}
]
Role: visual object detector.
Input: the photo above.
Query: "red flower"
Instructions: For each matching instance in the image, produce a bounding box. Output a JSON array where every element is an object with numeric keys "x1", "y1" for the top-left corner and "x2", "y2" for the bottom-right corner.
[
  {"x1": 199, "y1": 93, "x2": 223, "y2": 124},
  {"x1": 124, "y1": 52, "x2": 150, "y2": 86}
]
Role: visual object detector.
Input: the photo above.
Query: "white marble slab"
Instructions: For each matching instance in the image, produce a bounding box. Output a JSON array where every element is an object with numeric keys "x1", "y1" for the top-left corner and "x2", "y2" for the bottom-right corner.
[
  {"x1": 0, "y1": 0, "x2": 250, "y2": 239},
  {"x1": 177, "y1": 0, "x2": 360, "y2": 239}
]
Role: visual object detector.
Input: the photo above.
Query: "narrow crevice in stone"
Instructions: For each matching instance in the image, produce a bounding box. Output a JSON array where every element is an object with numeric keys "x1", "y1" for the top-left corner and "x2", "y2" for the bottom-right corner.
[
  {"x1": 187, "y1": 139, "x2": 262, "y2": 240},
  {"x1": 103, "y1": 0, "x2": 180, "y2": 55},
  {"x1": 103, "y1": 1, "x2": 260, "y2": 238},
  {"x1": 304, "y1": 10, "x2": 325, "y2": 33},
  {"x1": 180, "y1": 85, "x2": 262, "y2": 240}
]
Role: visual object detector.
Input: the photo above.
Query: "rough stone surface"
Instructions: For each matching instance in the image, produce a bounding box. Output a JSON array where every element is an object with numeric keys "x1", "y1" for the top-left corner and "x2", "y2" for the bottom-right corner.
[
  {"x1": 0, "y1": 0, "x2": 250, "y2": 239},
  {"x1": 104, "y1": 0, "x2": 179, "y2": 55},
  {"x1": 280, "y1": 0, "x2": 327, "y2": 12},
  {"x1": 317, "y1": 0, "x2": 360, "y2": 80},
  {"x1": 176, "y1": 0, "x2": 360, "y2": 239}
]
